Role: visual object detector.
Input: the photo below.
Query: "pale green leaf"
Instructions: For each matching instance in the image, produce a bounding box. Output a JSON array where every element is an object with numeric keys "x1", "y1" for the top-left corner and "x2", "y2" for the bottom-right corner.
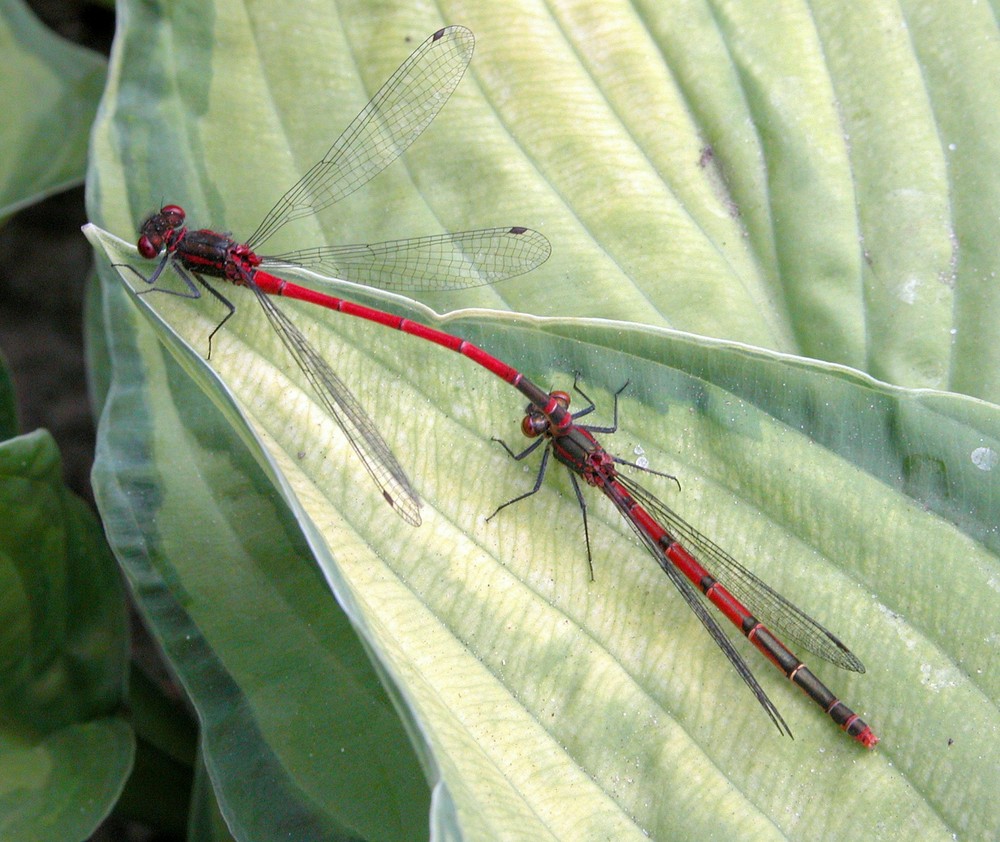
[{"x1": 87, "y1": 2, "x2": 1000, "y2": 840}]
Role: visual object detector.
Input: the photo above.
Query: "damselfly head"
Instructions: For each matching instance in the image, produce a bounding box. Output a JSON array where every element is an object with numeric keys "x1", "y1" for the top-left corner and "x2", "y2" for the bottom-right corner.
[
  {"x1": 138, "y1": 204, "x2": 186, "y2": 258},
  {"x1": 522, "y1": 408, "x2": 549, "y2": 439},
  {"x1": 550, "y1": 390, "x2": 571, "y2": 409}
]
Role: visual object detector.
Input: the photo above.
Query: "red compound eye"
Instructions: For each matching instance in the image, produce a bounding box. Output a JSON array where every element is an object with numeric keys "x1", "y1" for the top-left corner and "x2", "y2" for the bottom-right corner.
[
  {"x1": 137, "y1": 235, "x2": 159, "y2": 258},
  {"x1": 160, "y1": 204, "x2": 185, "y2": 224}
]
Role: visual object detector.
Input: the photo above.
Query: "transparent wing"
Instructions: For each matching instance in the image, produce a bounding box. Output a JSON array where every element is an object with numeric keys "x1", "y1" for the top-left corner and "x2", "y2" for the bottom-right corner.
[
  {"x1": 618, "y1": 471, "x2": 865, "y2": 672},
  {"x1": 263, "y1": 227, "x2": 551, "y2": 291},
  {"x1": 248, "y1": 26, "x2": 475, "y2": 248},
  {"x1": 246, "y1": 280, "x2": 422, "y2": 526},
  {"x1": 600, "y1": 481, "x2": 793, "y2": 738}
]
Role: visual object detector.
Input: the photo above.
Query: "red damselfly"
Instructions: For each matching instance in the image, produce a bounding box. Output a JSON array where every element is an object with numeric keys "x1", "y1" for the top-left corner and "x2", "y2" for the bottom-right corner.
[
  {"x1": 127, "y1": 26, "x2": 550, "y2": 526},
  {"x1": 488, "y1": 377, "x2": 879, "y2": 748},
  {"x1": 125, "y1": 26, "x2": 876, "y2": 746}
]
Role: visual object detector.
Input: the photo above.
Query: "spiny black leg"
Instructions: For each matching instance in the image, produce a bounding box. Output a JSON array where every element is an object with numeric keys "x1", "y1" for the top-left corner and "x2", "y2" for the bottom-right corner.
[
  {"x1": 573, "y1": 376, "x2": 630, "y2": 434},
  {"x1": 186, "y1": 269, "x2": 236, "y2": 359},
  {"x1": 567, "y1": 472, "x2": 595, "y2": 580},
  {"x1": 567, "y1": 372, "x2": 597, "y2": 421},
  {"x1": 611, "y1": 456, "x2": 682, "y2": 491},
  {"x1": 117, "y1": 260, "x2": 234, "y2": 360},
  {"x1": 117, "y1": 255, "x2": 198, "y2": 296},
  {"x1": 491, "y1": 434, "x2": 545, "y2": 462},
  {"x1": 486, "y1": 443, "x2": 552, "y2": 522},
  {"x1": 607, "y1": 380, "x2": 631, "y2": 431}
]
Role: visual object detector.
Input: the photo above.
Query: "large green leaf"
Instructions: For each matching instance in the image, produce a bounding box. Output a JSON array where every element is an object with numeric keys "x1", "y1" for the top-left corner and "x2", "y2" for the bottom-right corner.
[
  {"x1": 87, "y1": 2, "x2": 1000, "y2": 840},
  {"x1": 0, "y1": 0, "x2": 106, "y2": 216},
  {"x1": 0, "y1": 425, "x2": 132, "y2": 842}
]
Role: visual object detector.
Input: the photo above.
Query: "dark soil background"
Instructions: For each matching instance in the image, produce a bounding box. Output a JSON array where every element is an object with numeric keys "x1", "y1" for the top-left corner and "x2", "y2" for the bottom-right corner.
[
  {"x1": 0, "y1": 186, "x2": 97, "y2": 503},
  {"x1": 2, "y1": 3, "x2": 191, "y2": 840}
]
